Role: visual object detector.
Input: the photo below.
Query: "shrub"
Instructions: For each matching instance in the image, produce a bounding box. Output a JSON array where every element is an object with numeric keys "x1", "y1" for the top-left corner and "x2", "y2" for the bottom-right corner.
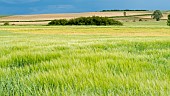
[
  {"x1": 167, "y1": 15, "x2": 170, "y2": 26},
  {"x1": 139, "y1": 19, "x2": 142, "y2": 21},
  {"x1": 4, "y1": 22, "x2": 9, "y2": 26},
  {"x1": 48, "y1": 16, "x2": 123, "y2": 26}
]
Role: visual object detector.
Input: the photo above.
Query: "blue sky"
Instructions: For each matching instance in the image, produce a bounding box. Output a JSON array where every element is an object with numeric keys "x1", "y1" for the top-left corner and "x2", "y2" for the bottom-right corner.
[{"x1": 0, "y1": 0, "x2": 170, "y2": 15}]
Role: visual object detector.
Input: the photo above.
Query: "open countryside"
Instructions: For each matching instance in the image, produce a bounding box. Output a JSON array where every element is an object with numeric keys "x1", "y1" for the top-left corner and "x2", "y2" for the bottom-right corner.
[{"x1": 0, "y1": 1, "x2": 170, "y2": 96}]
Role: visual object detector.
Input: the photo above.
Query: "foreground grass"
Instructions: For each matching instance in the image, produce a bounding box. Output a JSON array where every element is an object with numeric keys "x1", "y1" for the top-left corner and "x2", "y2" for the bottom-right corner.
[{"x1": 0, "y1": 25, "x2": 170, "y2": 95}]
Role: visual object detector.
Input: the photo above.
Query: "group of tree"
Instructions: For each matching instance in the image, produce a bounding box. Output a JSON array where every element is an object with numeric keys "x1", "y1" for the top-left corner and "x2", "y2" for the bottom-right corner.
[{"x1": 48, "y1": 16, "x2": 123, "y2": 26}]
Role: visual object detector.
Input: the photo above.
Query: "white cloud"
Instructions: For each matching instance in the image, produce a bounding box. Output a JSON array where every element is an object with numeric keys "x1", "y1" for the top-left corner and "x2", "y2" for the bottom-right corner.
[
  {"x1": 0, "y1": 0, "x2": 40, "y2": 4},
  {"x1": 29, "y1": 5, "x2": 76, "y2": 14}
]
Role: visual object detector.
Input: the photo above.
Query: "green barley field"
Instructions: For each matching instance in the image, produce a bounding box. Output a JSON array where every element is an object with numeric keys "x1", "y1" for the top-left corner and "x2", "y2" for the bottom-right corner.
[{"x1": 0, "y1": 21, "x2": 170, "y2": 95}]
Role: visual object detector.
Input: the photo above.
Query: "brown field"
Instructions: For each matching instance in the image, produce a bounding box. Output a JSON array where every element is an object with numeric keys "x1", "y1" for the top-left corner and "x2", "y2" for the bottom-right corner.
[
  {"x1": 0, "y1": 11, "x2": 152, "y2": 21},
  {"x1": 0, "y1": 11, "x2": 168, "y2": 25}
]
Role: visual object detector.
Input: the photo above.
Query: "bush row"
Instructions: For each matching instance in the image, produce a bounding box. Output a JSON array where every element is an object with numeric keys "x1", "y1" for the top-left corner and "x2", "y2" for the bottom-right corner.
[{"x1": 48, "y1": 16, "x2": 123, "y2": 26}]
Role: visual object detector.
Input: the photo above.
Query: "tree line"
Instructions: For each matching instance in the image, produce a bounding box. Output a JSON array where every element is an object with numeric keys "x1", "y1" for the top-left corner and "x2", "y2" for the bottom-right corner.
[{"x1": 100, "y1": 9, "x2": 149, "y2": 12}]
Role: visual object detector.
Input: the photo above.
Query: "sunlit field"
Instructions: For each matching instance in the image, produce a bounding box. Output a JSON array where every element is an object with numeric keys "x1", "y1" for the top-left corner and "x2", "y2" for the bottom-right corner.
[{"x1": 0, "y1": 23, "x2": 170, "y2": 95}]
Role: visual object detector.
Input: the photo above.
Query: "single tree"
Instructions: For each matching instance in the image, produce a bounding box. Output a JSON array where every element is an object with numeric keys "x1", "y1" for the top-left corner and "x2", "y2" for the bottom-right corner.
[
  {"x1": 167, "y1": 14, "x2": 170, "y2": 26},
  {"x1": 123, "y1": 11, "x2": 127, "y2": 16},
  {"x1": 151, "y1": 10, "x2": 163, "y2": 21}
]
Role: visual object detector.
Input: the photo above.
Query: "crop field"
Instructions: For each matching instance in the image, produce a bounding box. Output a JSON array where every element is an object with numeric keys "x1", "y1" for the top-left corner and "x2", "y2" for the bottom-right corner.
[{"x1": 0, "y1": 22, "x2": 170, "y2": 95}]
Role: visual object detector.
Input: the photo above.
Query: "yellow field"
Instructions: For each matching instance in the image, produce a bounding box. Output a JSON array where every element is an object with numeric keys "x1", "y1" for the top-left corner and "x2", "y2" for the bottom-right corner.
[{"x1": 1, "y1": 26, "x2": 170, "y2": 36}]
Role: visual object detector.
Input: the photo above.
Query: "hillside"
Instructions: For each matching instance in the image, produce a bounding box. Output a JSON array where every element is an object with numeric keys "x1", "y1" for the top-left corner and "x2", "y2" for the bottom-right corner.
[
  {"x1": 0, "y1": 11, "x2": 168, "y2": 25},
  {"x1": 0, "y1": 11, "x2": 152, "y2": 25}
]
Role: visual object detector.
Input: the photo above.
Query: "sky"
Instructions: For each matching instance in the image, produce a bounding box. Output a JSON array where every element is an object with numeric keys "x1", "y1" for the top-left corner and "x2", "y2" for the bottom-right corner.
[{"x1": 0, "y1": 0, "x2": 170, "y2": 15}]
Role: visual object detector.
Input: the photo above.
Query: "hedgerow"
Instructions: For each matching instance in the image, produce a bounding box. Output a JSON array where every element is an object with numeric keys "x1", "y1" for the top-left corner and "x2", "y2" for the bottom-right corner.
[{"x1": 48, "y1": 16, "x2": 123, "y2": 26}]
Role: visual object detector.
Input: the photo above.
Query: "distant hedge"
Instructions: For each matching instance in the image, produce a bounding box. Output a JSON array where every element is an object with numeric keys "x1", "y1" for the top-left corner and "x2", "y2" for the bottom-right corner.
[
  {"x1": 48, "y1": 16, "x2": 123, "y2": 26},
  {"x1": 100, "y1": 9, "x2": 149, "y2": 12},
  {"x1": 167, "y1": 15, "x2": 170, "y2": 26}
]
